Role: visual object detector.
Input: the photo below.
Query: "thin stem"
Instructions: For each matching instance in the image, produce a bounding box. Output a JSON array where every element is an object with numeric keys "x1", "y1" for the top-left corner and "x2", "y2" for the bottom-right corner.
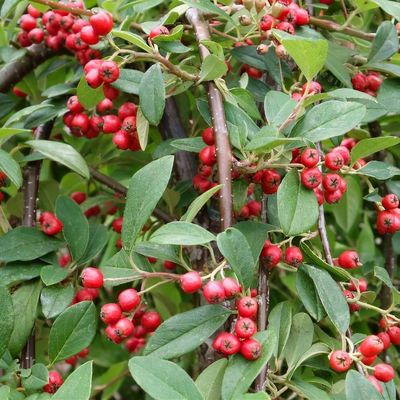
[{"x1": 138, "y1": 279, "x2": 172, "y2": 295}]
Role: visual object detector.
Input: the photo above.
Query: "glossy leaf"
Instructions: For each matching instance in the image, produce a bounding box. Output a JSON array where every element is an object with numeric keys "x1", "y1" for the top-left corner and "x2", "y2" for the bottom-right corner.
[
  {"x1": 345, "y1": 370, "x2": 382, "y2": 400},
  {"x1": 350, "y1": 136, "x2": 400, "y2": 165},
  {"x1": 355, "y1": 161, "x2": 400, "y2": 180},
  {"x1": 368, "y1": 21, "x2": 398, "y2": 63},
  {"x1": 52, "y1": 362, "x2": 93, "y2": 400},
  {"x1": 101, "y1": 267, "x2": 141, "y2": 287},
  {"x1": 221, "y1": 329, "x2": 277, "y2": 400},
  {"x1": 0, "y1": 286, "x2": 14, "y2": 357},
  {"x1": 134, "y1": 242, "x2": 180, "y2": 264},
  {"x1": 48, "y1": 301, "x2": 97, "y2": 363},
  {"x1": 151, "y1": 221, "x2": 216, "y2": 245},
  {"x1": 80, "y1": 223, "x2": 108, "y2": 264},
  {"x1": 264, "y1": 91, "x2": 296, "y2": 127},
  {"x1": 112, "y1": 30, "x2": 152, "y2": 52},
  {"x1": 40, "y1": 265, "x2": 68, "y2": 286},
  {"x1": 268, "y1": 301, "x2": 292, "y2": 357},
  {"x1": 22, "y1": 363, "x2": 48, "y2": 392},
  {"x1": 122, "y1": 156, "x2": 174, "y2": 250},
  {"x1": 195, "y1": 359, "x2": 228, "y2": 400},
  {"x1": 129, "y1": 356, "x2": 203, "y2": 400},
  {"x1": 55, "y1": 195, "x2": 89, "y2": 261},
  {"x1": 139, "y1": 63, "x2": 165, "y2": 125},
  {"x1": 0, "y1": 263, "x2": 43, "y2": 286},
  {"x1": 0, "y1": 149, "x2": 22, "y2": 188},
  {"x1": 76, "y1": 76, "x2": 104, "y2": 109},
  {"x1": 41, "y1": 284, "x2": 74, "y2": 319},
  {"x1": 291, "y1": 380, "x2": 331, "y2": 400},
  {"x1": 170, "y1": 137, "x2": 205, "y2": 153},
  {"x1": 144, "y1": 305, "x2": 231, "y2": 359},
  {"x1": 291, "y1": 101, "x2": 366, "y2": 141},
  {"x1": 289, "y1": 343, "x2": 330, "y2": 377},
  {"x1": 277, "y1": 169, "x2": 319, "y2": 236},
  {"x1": 26, "y1": 140, "x2": 90, "y2": 179},
  {"x1": 0, "y1": 227, "x2": 61, "y2": 262},
  {"x1": 111, "y1": 69, "x2": 143, "y2": 95},
  {"x1": 198, "y1": 54, "x2": 228, "y2": 82}
]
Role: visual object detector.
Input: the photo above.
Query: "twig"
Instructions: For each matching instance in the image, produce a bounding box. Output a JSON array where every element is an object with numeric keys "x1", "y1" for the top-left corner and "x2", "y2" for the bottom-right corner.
[
  {"x1": 186, "y1": 8, "x2": 233, "y2": 230},
  {"x1": 89, "y1": 167, "x2": 175, "y2": 223},
  {"x1": 0, "y1": 44, "x2": 53, "y2": 93},
  {"x1": 20, "y1": 120, "x2": 54, "y2": 369},
  {"x1": 309, "y1": 16, "x2": 374, "y2": 41}
]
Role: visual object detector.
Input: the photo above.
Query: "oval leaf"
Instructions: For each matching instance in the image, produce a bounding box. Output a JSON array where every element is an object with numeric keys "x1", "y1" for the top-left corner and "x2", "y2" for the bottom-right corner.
[
  {"x1": 195, "y1": 359, "x2": 228, "y2": 400},
  {"x1": 0, "y1": 149, "x2": 22, "y2": 188},
  {"x1": 0, "y1": 285, "x2": 14, "y2": 357},
  {"x1": 144, "y1": 305, "x2": 231, "y2": 359},
  {"x1": 345, "y1": 370, "x2": 382, "y2": 400},
  {"x1": 112, "y1": 30, "x2": 153, "y2": 53},
  {"x1": 350, "y1": 136, "x2": 400, "y2": 165}
]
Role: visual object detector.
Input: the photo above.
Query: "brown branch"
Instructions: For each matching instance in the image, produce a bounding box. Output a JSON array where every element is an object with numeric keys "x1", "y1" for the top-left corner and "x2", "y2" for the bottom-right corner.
[
  {"x1": 160, "y1": 97, "x2": 198, "y2": 182},
  {"x1": 89, "y1": 167, "x2": 175, "y2": 223},
  {"x1": 255, "y1": 195, "x2": 270, "y2": 391},
  {"x1": 20, "y1": 120, "x2": 54, "y2": 369},
  {"x1": 0, "y1": 44, "x2": 53, "y2": 93},
  {"x1": 309, "y1": 16, "x2": 375, "y2": 41},
  {"x1": 186, "y1": 8, "x2": 233, "y2": 230}
]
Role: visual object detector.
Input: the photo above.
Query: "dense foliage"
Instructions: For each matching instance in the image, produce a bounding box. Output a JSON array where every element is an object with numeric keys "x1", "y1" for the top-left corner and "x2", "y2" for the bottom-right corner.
[{"x1": 0, "y1": 0, "x2": 399, "y2": 398}]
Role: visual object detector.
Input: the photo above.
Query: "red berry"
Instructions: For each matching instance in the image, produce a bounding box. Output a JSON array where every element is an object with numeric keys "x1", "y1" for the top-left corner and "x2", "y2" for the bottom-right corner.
[
  {"x1": 352, "y1": 73, "x2": 368, "y2": 91},
  {"x1": 361, "y1": 355, "x2": 376, "y2": 366},
  {"x1": 348, "y1": 278, "x2": 367, "y2": 292},
  {"x1": 333, "y1": 146, "x2": 350, "y2": 165},
  {"x1": 301, "y1": 168, "x2": 322, "y2": 189},
  {"x1": 118, "y1": 288, "x2": 140, "y2": 312},
  {"x1": 28, "y1": 4, "x2": 41, "y2": 18},
  {"x1": 149, "y1": 26, "x2": 170, "y2": 39},
  {"x1": 71, "y1": 191, "x2": 86, "y2": 204},
  {"x1": 43, "y1": 371, "x2": 63, "y2": 393},
  {"x1": 121, "y1": 116, "x2": 137, "y2": 133},
  {"x1": 388, "y1": 326, "x2": 400, "y2": 345},
  {"x1": 65, "y1": 355, "x2": 78, "y2": 365},
  {"x1": 85, "y1": 67, "x2": 102, "y2": 88},
  {"x1": 71, "y1": 113, "x2": 90, "y2": 136},
  {"x1": 112, "y1": 217, "x2": 123, "y2": 233},
  {"x1": 341, "y1": 138, "x2": 357, "y2": 150},
  {"x1": 114, "y1": 317, "x2": 134, "y2": 338},
  {"x1": 103, "y1": 84, "x2": 119, "y2": 100},
  {"x1": 80, "y1": 25, "x2": 99, "y2": 45},
  {"x1": 100, "y1": 61, "x2": 120, "y2": 83},
  {"x1": 329, "y1": 350, "x2": 352, "y2": 372},
  {"x1": 103, "y1": 115, "x2": 121, "y2": 133},
  {"x1": 222, "y1": 277, "x2": 241, "y2": 298},
  {"x1": 81, "y1": 267, "x2": 104, "y2": 288},
  {"x1": 12, "y1": 87, "x2": 27, "y2": 98},
  {"x1": 58, "y1": 252, "x2": 71, "y2": 267},
  {"x1": 237, "y1": 296, "x2": 258, "y2": 318},
  {"x1": 240, "y1": 338, "x2": 262, "y2": 360},
  {"x1": 201, "y1": 127, "x2": 214, "y2": 145},
  {"x1": 235, "y1": 318, "x2": 257, "y2": 339},
  {"x1": 180, "y1": 271, "x2": 203, "y2": 294},
  {"x1": 75, "y1": 288, "x2": 99, "y2": 302},
  {"x1": 338, "y1": 250, "x2": 361, "y2": 269},
  {"x1": 28, "y1": 28, "x2": 44, "y2": 44},
  {"x1": 89, "y1": 11, "x2": 113, "y2": 36},
  {"x1": 367, "y1": 74, "x2": 383, "y2": 91},
  {"x1": 382, "y1": 194, "x2": 399, "y2": 210},
  {"x1": 199, "y1": 145, "x2": 216, "y2": 166},
  {"x1": 100, "y1": 303, "x2": 122, "y2": 324},
  {"x1": 118, "y1": 102, "x2": 137, "y2": 119},
  {"x1": 367, "y1": 376, "x2": 383, "y2": 394},
  {"x1": 20, "y1": 14, "x2": 37, "y2": 31},
  {"x1": 343, "y1": 290, "x2": 360, "y2": 312},
  {"x1": 219, "y1": 332, "x2": 241, "y2": 355},
  {"x1": 96, "y1": 98, "x2": 113, "y2": 114},
  {"x1": 78, "y1": 348, "x2": 89, "y2": 358},
  {"x1": 104, "y1": 325, "x2": 123, "y2": 343},
  {"x1": 377, "y1": 210, "x2": 400, "y2": 234},
  {"x1": 374, "y1": 363, "x2": 394, "y2": 382},
  {"x1": 141, "y1": 311, "x2": 162, "y2": 332},
  {"x1": 359, "y1": 335, "x2": 384, "y2": 357},
  {"x1": 163, "y1": 260, "x2": 176, "y2": 270},
  {"x1": 284, "y1": 246, "x2": 303, "y2": 267},
  {"x1": 239, "y1": 205, "x2": 250, "y2": 219},
  {"x1": 322, "y1": 173, "x2": 341, "y2": 192},
  {"x1": 294, "y1": 7, "x2": 309, "y2": 25},
  {"x1": 39, "y1": 211, "x2": 63, "y2": 235},
  {"x1": 247, "y1": 200, "x2": 261, "y2": 217},
  {"x1": 261, "y1": 243, "x2": 282, "y2": 269},
  {"x1": 276, "y1": 21, "x2": 295, "y2": 34},
  {"x1": 17, "y1": 31, "x2": 32, "y2": 47},
  {"x1": 132, "y1": 325, "x2": 147, "y2": 338},
  {"x1": 377, "y1": 332, "x2": 391, "y2": 350},
  {"x1": 314, "y1": 188, "x2": 324, "y2": 205},
  {"x1": 246, "y1": 66, "x2": 263, "y2": 79},
  {"x1": 192, "y1": 175, "x2": 212, "y2": 193},
  {"x1": 325, "y1": 151, "x2": 344, "y2": 171},
  {"x1": 113, "y1": 130, "x2": 130, "y2": 150},
  {"x1": 262, "y1": 170, "x2": 281, "y2": 194},
  {"x1": 203, "y1": 280, "x2": 225, "y2": 303},
  {"x1": 300, "y1": 148, "x2": 319, "y2": 168},
  {"x1": 324, "y1": 189, "x2": 343, "y2": 204},
  {"x1": 67, "y1": 95, "x2": 84, "y2": 113},
  {"x1": 302, "y1": 81, "x2": 322, "y2": 95}
]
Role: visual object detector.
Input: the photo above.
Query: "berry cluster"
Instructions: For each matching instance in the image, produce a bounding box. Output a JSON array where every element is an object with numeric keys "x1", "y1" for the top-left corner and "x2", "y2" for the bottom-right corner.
[
  {"x1": 261, "y1": 241, "x2": 303, "y2": 269},
  {"x1": 100, "y1": 288, "x2": 161, "y2": 353},
  {"x1": 351, "y1": 71, "x2": 383, "y2": 96},
  {"x1": 329, "y1": 334, "x2": 396, "y2": 394},
  {"x1": 18, "y1": 3, "x2": 112, "y2": 66},
  {"x1": 376, "y1": 194, "x2": 400, "y2": 235},
  {"x1": 39, "y1": 211, "x2": 63, "y2": 236},
  {"x1": 43, "y1": 371, "x2": 63, "y2": 394}
]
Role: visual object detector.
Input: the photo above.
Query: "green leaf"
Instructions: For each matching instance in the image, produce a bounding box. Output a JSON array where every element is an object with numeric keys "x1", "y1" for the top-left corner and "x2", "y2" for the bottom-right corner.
[
  {"x1": 0, "y1": 149, "x2": 22, "y2": 188},
  {"x1": 198, "y1": 54, "x2": 228, "y2": 83},
  {"x1": 0, "y1": 227, "x2": 61, "y2": 262},
  {"x1": 22, "y1": 363, "x2": 48, "y2": 392},
  {"x1": 283, "y1": 313, "x2": 314, "y2": 369},
  {"x1": 0, "y1": 286, "x2": 14, "y2": 357},
  {"x1": 264, "y1": 91, "x2": 296, "y2": 127},
  {"x1": 368, "y1": 22, "x2": 398, "y2": 63},
  {"x1": 221, "y1": 329, "x2": 277, "y2": 400},
  {"x1": 182, "y1": 184, "x2": 222, "y2": 222},
  {"x1": 303, "y1": 264, "x2": 350, "y2": 333},
  {"x1": 345, "y1": 370, "x2": 382, "y2": 400},
  {"x1": 129, "y1": 356, "x2": 203, "y2": 400},
  {"x1": 0, "y1": 127, "x2": 32, "y2": 138},
  {"x1": 291, "y1": 380, "x2": 331, "y2": 400},
  {"x1": 273, "y1": 31, "x2": 328, "y2": 81},
  {"x1": 370, "y1": 0, "x2": 400, "y2": 22},
  {"x1": 374, "y1": 266, "x2": 394, "y2": 289},
  {"x1": 377, "y1": 78, "x2": 400, "y2": 113},
  {"x1": 80, "y1": 223, "x2": 108, "y2": 264},
  {"x1": 195, "y1": 359, "x2": 228, "y2": 400},
  {"x1": 357, "y1": 216, "x2": 375, "y2": 263},
  {"x1": 122, "y1": 156, "x2": 174, "y2": 250},
  {"x1": 356, "y1": 161, "x2": 400, "y2": 181},
  {"x1": 134, "y1": 242, "x2": 180, "y2": 264},
  {"x1": 277, "y1": 169, "x2": 319, "y2": 236},
  {"x1": 289, "y1": 343, "x2": 330, "y2": 377},
  {"x1": 101, "y1": 267, "x2": 141, "y2": 287},
  {"x1": 26, "y1": 140, "x2": 90, "y2": 179},
  {"x1": 152, "y1": 25, "x2": 184, "y2": 42},
  {"x1": 76, "y1": 76, "x2": 104, "y2": 110},
  {"x1": 291, "y1": 101, "x2": 366, "y2": 142},
  {"x1": 139, "y1": 63, "x2": 165, "y2": 125},
  {"x1": 332, "y1": 177, "x2": 362, "y2": 232},
  {"x1": 183, "y1": 0, "x2": 234, "y2": 24},
  {"x1": 325, "y1": 43, "x2": 352, "y2": 87},
  {"x1": 136, "y1": 107, "x2": 149, "y2": 150},
  {"x1": 328, "y1": 88, "x2": 377, "y2": 102},
  {"x1": 55, "y1": 196, "x2": 89, "y2": 261},
  {"x1": 112, "y1": 30, "x2": 152, "y2": 52},
  {"x1": 296, "y1": 267, "x2": 326, "y2": 321},
  {"x1": 4, "y1": 104, "x2": 54, "y2": 127},
  {"x1": 52, "y1": 361, "x2": 93, "y2": 400},
  {"x1": 111, "y1": 69, "x2": 143, "y2": 95},
  {"x1": 151, "y1": 221, "x2": 216, "y2": 245},
  {"x1": 144, "y1": 305, "x2": 231, "y2": 359},
  {"x1": 245, "y1": 126, "x2": 299, "y2": 152},
  {"x1": 268, "y1": 301, "x2": 292, "y2": 358},
  {"x1": 40, "y1": 265, "x2": 68, "y2": 286},
  {"x1": 8, "y1": 280, "x2": 41, "y2": 356},
  {"x1": 217, "y1": 228, "x2": 256, "y2": 289},
  {"x1": 41, "y1": 284, "x2": 74, "y2": 319},
  {"x1": 230, "y1": 88, "x2": 261, "y2": 120},
  {"x1": 0, "y1": 263, "x2": 43, "y2": 286},
  {"x1": 170, "y1": 137, "x2": 205, "y2": 153},
  {"x1": 48, "y1": 301, "x2": 97, "y2": 363},
  {"x1": 232, "y1": 179, "x2": 249, "y2": 214},
  {"x1": 350, "y1": 136, "x2": 400, "y2": 165}
]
